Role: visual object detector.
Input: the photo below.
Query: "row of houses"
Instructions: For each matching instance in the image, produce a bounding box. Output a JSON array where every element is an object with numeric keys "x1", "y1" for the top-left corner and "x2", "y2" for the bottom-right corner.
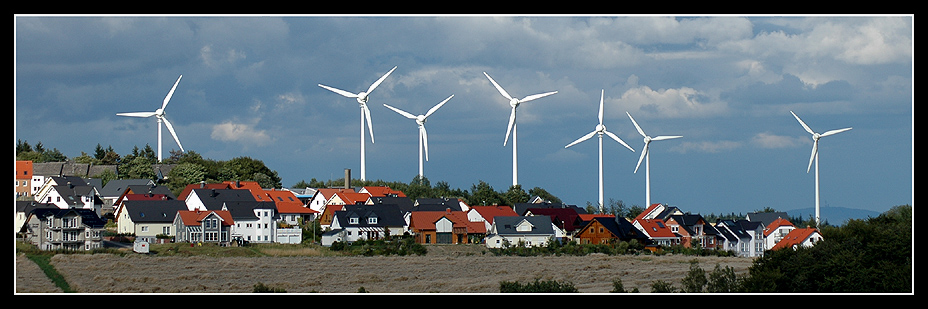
[{"x1": 15, "y1": 164, "x2": 822, "y2": 254}]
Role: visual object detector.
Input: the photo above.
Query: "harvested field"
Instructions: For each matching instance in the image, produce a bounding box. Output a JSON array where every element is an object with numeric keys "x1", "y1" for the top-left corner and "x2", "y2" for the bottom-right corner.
[{"x1": 16, "y1": 245, "x2": 756, "y2": 294}]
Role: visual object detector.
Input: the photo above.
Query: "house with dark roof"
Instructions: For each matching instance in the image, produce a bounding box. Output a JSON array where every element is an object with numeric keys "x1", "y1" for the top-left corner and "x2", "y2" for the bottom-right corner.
[
  {"x1": 485, "y1": 216, "x2": 556, "y2": 249},
  {"x1": 15, "y1": 200, "x2": 58, "y2": 235},
  {"x1": 524, "y1": 207, "x2": 585, "y2": 240},
  {"x1": 115, "y1": 199, "x2": 188, "y2": 243},
  {"x1": 665, "y1": 213, "x2": 722, "y2": 249},
  {"x1": 513, "y1": 202, "x2": 585, "y2": 216},
  {"x1": 222, "y1": 200, "x2": 279, "y2": 244},
  {"x1": 99, "y1": 179, "x2": 156, "y2": 207},
  {"x1": 573, "y1": 216, "x2": 650, "y2": 245},
  {"x1": 22, "y1": 208, "x2": 107, "y2": 251},
  {"x1": 415, "y1": 197, "x2": 469, "y2": 212},
  {"x1": 321, "y1": 204, "x2": 408, "y2": 247}
]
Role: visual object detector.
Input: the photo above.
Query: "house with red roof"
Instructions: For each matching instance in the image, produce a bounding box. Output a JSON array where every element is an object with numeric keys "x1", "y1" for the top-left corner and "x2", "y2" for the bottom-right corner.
[
  {"x1": 409, "y1": 209, "x2": 486, "y2": 244},
  {"x1": 308, "y1": 188, "x2": 355, "y2": 214},
  {"x1": 763, "y1": 217, "x2": 796, "y2": 250},
  {"x1": 261, "y1": 189, "x2": 317, "y2": 225},
  {"x1": 632, "y1": 218, "x2": 678, "y2": 247},
  {"x1": 359, "y1": 186, "x2": 406, "y2": 198},
  {"x1": 771, "y1": 228, "x2": 823, "y2": 251},
  {"x1": 173, "y1": 209, "x2": 235, "y2": 245},
  {"x1": 467, "y1": 205, "x2": 517, "y2": 231}
]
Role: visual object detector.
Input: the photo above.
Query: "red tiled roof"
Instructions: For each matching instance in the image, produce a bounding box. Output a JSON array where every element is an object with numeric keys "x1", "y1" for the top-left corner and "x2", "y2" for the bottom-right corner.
[
  {"x1": 410, "y1": 210, "x2": 486, "y2": 234},
  {"x1": 468, "y1": 205, "x2": 517, "y2": 224},
  {"x1": 363, "y1": 186, "x2": 407, "y2": 197},
  {"x1": 771, "y1": 228, "x2": 821, "y2": 250},
  {"x1": 636, "y1": 218, "x2": 677, "y2": 238},
  {"x1": 763, "y1": 217, "x2": 795, "y2": 237}
]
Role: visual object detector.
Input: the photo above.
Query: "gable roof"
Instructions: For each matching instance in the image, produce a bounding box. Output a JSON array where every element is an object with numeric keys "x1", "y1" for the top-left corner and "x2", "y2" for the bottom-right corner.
[
  {"x1": 513, "y1": 202, "x2": 585, "y2": 216},
  {"x1": 635, "y1": 218, "x2": 677, "y2": 239},
  {"x1": 121, "y1": 200, "x2": 189, "y2": 223},
  {"x1": 178, "y1": 183, "x2": 233, "y2": 200},
  {"x1": 334, "y1": 204, "x2": 407, "y2": 228},
  {"x1": 367, "y1": 196, "x2": 416, "y2": 212},
  {"x1": 746, "y1": 211, "x2": 790, "y2": 226},
  {"x1": 221, "y1": 201, "x2": 277, "y2": 219},
  {"x1": 525, "y1": 207, "x2": 584, "y2": 232},
  {"x1": 492, "y1": 216, "x2": 555, "y2": 236},
  {"x1": 30, "y1": 208, "x2": 107, "y2": 228},
  {"x1": 469, "y1": 205, "x2": 517, "y2": 224},
  {"x1": 361, "y1": 186, "x2": 407, "y2": 198},
  {"x1": 176, "y1": 209, "x2": 235, "y2": 226},
  {"x1": 409, "y1": 210, "x2": 486, "y2": 234},
  {"x1": 99, "y1": 179, "x2": 155, "y2": 197},
  {"x1": 771, "y1": 228, "x2": 821, "y2": 250},
  {"x1": 763, "y1": 217, "x2": 795, "y2": 237},
  {"x1": 189, "y1": 188, "x2": 258, "y2": 210},
  {"x1": 581, "y1": 217, "x2": 649, "y2": 241},
  {"x1": 332, "y1": 191, "x2": 372, "y2": 205}
]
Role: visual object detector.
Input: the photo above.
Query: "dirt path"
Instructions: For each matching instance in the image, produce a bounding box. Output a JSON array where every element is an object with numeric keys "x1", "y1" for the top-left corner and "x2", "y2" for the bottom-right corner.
[{"x1": 16, "y1": 245, "x2": 756, "y2": 294}]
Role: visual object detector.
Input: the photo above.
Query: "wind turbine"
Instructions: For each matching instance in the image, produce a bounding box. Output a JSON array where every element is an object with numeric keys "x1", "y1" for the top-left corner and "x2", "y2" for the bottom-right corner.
[
  {"x1": 790, "y1": 111, "x2": 852, "y2": 227},
  {"x1": 383, "y1": 94, "x2": 454, "y2": 178},
  {"x1": 564, "y1": 90, "x2": 635, "y2": 213},
  {"x1": 318, "y1": 66, "x2": 397, "y2": 181},
  {"x1": 483, "y1": 72, "x2": 558, "y2": 186},
  {"x1": 116, "y1": 74, "x2": 185, "y2": 162},
  {"x1": 626, "y1": 112, "x2": 682, "y2": 208}
]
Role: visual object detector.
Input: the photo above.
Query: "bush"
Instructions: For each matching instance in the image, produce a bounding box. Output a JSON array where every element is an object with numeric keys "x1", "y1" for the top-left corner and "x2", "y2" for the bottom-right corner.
[
  {"x1": 499, "y1": 279, "x2": 578, "y2": 293},
  {"x1": 650, "y1": 280, "x2": 677, "y2": 293},
  {"x1": 253, "y1": 282, "x2": 286, "y2": 293}
]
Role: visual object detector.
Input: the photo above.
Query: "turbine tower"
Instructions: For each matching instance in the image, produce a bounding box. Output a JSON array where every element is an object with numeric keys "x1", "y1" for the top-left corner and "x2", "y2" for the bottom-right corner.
[
  {"x1": 383, "y1": 94, "x2": 454, "y2": 178},
  {"x1": 790, "y1": 111, "x2": 852, "y2": 227},
  {"x1": 564, "y1": 90, "x2": 635, "y2": 213},
  {"x1": 116, "y1": 74, "x2": 185, "y2": 162},
  {"x1": 318, "y1": 66, "x2": 397, "y2": 181},
  {"x1": 626, "y1": 112, "x2": 682, "y2": 208},
  {"x1": 484, "y1": 72, "x2": 557, "y2": 186}
]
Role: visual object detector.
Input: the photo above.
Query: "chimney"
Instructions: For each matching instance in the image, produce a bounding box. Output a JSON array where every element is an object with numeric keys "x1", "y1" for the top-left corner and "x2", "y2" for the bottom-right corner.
[
  {"x1": 344, "y1": 169, "x2": 351, "y2": 189},
  {"x1": 200, "y1": 181, "x2": 205, "y2": 188}
]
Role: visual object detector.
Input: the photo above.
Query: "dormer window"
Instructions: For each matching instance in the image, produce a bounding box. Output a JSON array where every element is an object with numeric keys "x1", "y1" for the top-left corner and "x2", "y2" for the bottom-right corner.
[
  {"x1": 368, "y1": 217, "x2": 378, "y2": 224},
  {"x1": 349, "y1": 217, "x2": 359, "y2": 224}
]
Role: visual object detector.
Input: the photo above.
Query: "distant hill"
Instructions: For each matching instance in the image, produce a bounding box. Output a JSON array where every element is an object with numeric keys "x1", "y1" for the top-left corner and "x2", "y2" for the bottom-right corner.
[{"x1": 783, "y1": 206, "x2": 882, "y2": 225}]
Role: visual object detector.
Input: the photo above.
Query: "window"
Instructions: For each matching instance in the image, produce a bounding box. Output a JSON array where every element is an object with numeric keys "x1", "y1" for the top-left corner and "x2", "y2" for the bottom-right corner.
[
  {"x1": 368, "y1": 217, "x2": 378, "y2": 224},
  {"x1": 349, "y1": 217, "x2": 359, "y2": 224}
]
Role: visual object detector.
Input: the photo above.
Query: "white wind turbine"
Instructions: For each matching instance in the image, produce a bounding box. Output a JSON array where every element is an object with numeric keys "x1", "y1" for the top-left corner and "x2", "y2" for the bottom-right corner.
[
  {"x1": 383, "y1": 94, "x2": 454, "y2": 178},
  {"x1": 116, "y1": 75, "x2": 185, "y2": 162},
  {"x1": 484, "y1": 72, "x2": 558, "y2": 186},
  {"x1": 564, "y1": 90, "x2": 635, "y2": 213},
  {"x1": 626, "y1": 112, "x2": 682, "y2": 208},
  {"x1": 790, "y1": 111, "x2": 852, "y2": 227},
  {"x1": 318, "y1": 66, "x2": 397, "y2": 181}
]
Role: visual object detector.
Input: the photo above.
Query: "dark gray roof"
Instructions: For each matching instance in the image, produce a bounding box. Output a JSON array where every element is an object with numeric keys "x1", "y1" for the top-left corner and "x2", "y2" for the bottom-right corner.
[
  {"x1": 221, "y1": 201, "x2": 277, "y2": 219},
  {"x1": 190, "y1": 188, "x2": 258, "y2": 210},
  {"x1": 368, "y1": 196, "x2": 415, "y2": 212},
  {"x1": 335, "y1": 204, "x2": 407, "y2": 228},
  {"x1": 122, "y1": 200, "x2": 189, "y2": 223},
  {"x1": 30, "y1": 208, "x2": 107, "y2": 228},
  {"x1": 16, "y1": 200, "x2": 58, "y2": 214},
  {"x1": 590, "y1": 217, "x2": 650, "y2": 242},
  {"x1": 513, "y1": 202, "x2": 585, "y2": 216},
  {"x1": 492, "y1": 216, "x2": 555, "y2": 236},
  {"x1": 100, "y1": 179, "x2": 155, "y2": 197},
  {"x1": 746, "y1": 212, "x2": 790, "y2": 227}
]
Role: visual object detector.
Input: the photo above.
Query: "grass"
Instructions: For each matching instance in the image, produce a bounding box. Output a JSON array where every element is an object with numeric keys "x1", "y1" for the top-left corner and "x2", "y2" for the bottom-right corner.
[{"x1": 24, "y1": 253, "x2": 74, "y2": 293}]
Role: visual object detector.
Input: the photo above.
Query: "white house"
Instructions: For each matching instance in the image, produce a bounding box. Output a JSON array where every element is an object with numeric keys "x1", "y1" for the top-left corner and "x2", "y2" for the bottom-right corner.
[
  {"x1": 485, "y1": 216, "x2": 556, "y2": 249},
  {"x1": 223, "y1": 201, "x2": 278, "y2": 244}
]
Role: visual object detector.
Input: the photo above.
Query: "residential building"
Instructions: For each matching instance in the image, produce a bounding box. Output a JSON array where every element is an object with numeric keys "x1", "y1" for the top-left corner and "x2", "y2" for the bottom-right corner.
[
  {"x1": 763, "y1": 217, "x2": 796, "y2": 250},
  {"x1": 224, "y1": 200, "x2": 279, "y2": 244},
  {"x1": 15, "y1": 160, "x2": 33, "y2": 199},
  {"x1": 485, "y1": 216, "x2": 556, "y2": 249},
  {"x1": 15, "y1": 200, "x2": 58, "y2": 235},
  {"x1": 573, "y1": 216, "x2": 649, "y2": 245},
  {"x1": 321, "y1": 204, "x2": 408, "y2": 247},
  {"x1": 466, "y1": 205, "x2": 517, "y2": 232},
  {"x1": 632, "y1": 218, "x2": 678, "y2": 247},
  {"x1": 173, "y1": 209, "x2": 235, "y2": 245},
  {"x1": 409, "y1": 209, "x2": 485, "y2": 244},
  {"x1": 22, "y1": 208, "x2": 107, "y2": 251},
  {"x1": 771, "y1": 228, "x2": 823, "y2": 251},
  {"x1": 115, "y1": 200, "x2": 188, "y2": 243}
]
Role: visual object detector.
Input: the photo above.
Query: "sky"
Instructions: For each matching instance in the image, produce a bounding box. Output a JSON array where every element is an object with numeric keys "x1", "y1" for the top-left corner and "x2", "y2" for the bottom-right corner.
[{"x1": 14, "y1": 15, "x2": 913, "y2": 219}]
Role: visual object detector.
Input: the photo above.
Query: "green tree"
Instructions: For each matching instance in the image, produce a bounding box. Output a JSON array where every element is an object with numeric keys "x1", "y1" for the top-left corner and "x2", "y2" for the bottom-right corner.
[
  {"x1": 468, "y1": 180, "x2": 504, "y2": 206},
  {"x1": 503, "y1": 184, "x2": 530, "y2": 205},
  {"x1": 706, "y1": 263, "x2": 739, "y2": 293},
  {"x1": 167, "y1": 162, "x2": 207, "y2": 194},
  {"x1": 681, "y1": 259, "x2": 707, "y2": 293},
  {"x1": 528, "y1": 187, "x2": 561, "y2": 204}
]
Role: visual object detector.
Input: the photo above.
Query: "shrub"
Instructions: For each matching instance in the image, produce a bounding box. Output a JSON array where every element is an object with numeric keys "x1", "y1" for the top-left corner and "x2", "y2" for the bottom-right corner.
[
  {"x1": 253, "y1": 282, "x2": 286, "y2": 293},
  {"x1": 650, "y1": 280, "x2": 677, "y2": 293},
  {"x1": 499, "y1": 279, "x2": 578, "y2": 293}
]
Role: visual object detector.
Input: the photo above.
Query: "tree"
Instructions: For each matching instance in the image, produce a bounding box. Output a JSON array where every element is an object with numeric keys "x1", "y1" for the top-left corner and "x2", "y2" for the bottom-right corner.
[
  {"x1": 167, "y1": 162, "x2": 207, "y2": 194},
  {"x1": 468, "y1": 180, "x2": 504, "y2": 206},
  {"x1": 706, "y1": 263, "x2": 739, "y2": 293},
  {"x1": 528, "y1": 187, "x2": 561, "y2": 204},
  {"x1": 503, "y1": 184, "x2": 530, "y2": 205},
  {"x1": 681, "y1": 259, "x2": 707, "y2": 293}
]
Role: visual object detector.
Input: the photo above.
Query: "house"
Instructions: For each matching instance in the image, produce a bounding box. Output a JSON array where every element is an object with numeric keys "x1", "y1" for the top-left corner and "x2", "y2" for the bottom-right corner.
[
  {"x1": 632, "y1": 218, "x2": 678, "y2": 247},
  {"x1": 771, "y1": 228, "x2": 823, "y2": 251},
  {"x1": 329, "y1": 191, "x2": 372, "y2": 206},
  {"x1": 110, "y1": 184, "x2": 175, "y2": 219},
  {"x1": 262, "y1": 189, "x2": 316, "y2": 225},
  {"x1": 177, "y1": 182, "x2": 234, "y2": 200},
  {"x1": 513, "y1": 202, "x2": 585, "y2": 216},
  {"x1": 367, "y1": 196, "x2": 416, "y2": 213},
  {"x1": 746, "y1": 211, "x2": 791, "y2": 227},
  {"x1": 763, "y1": 217, "x2": 796, "y2": 250},
  {"x1": 184, "y1": 188, "x2": 258, "y2": 211},
  {"x1": 223, "y1": 200, "x2": 279, "y2": 244},
  {"x1": 664, "y1": 213, "x2": 720, "y2": 249},
  {"x1": 321, "y1": 204, "x2": 408, "y2": 247},
  {"x1": 524, "y1": 207, "x2": 585, "y2": 241},
  {"x1": 115, "y1": 200, "x2": 188, "y2": 243},
  {"x1": 307, "y1": 188, "x2": 355, "y2": 214},
  {"x1": 359, "y1": 186, "x2": 406, "y2": 198},
  {"x1": 15, "y1": 200, "x2": 58, "y2": 235},
  {"x1": 32, "y1": 176, "x2": 104, "y2": 216},
  {"x1": 173, "y1": 209, "x2": 235, "y2": 245},
  {"x1": 98, "y1": 179, "x2": 156, "y2": 209},
  {"x1": 409, "y1": 209, "x2": 486, "y2": 244},
  {"x1": 714, "y1": 219, "x2": 762, "y2": 257},
  {"x1": 637, "y1": 203, "x2": 685, "y2": 221},
  {"x1": 466, "y1": 205, "x2": 517, "y2": 232},
  {"x1": 21, "y1": 208, "x2": 107, "y2": 251},
  {"x1": 15, "y1": 160, "x2": 33, "y2": 199},
  {"x1": 485, "y1": 216, "x2": 556, "y2": 249},
  {"x1": 574, "y1": 216, "x2": 649, "y2": 245}
]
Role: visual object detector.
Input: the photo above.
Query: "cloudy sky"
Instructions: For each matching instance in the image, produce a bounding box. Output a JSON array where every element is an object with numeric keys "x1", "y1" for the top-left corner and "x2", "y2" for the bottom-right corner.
[{"x1": 14, "y1": 15, "x2": 913, "y2": 219}]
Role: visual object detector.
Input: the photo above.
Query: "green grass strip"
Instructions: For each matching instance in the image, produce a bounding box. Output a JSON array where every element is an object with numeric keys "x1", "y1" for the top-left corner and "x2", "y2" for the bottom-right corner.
[{"x1": 25, "y1": 254, "x2": 75, "y2": 293}]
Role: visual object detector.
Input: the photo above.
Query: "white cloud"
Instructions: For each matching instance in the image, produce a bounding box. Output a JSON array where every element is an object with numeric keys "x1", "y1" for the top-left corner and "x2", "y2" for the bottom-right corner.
[
  {"x1": 615, "y1": 85, "x2": 726, "y2": 118},
  {"x1": 210, "y1": 121, "x2": 273, "y2": 147},
  {"x1": 669, "y1": 140, "x2": 741, "y2": 154},
  {"x1": 751, "y1": 132, "x2": 806, "y2": 149}
]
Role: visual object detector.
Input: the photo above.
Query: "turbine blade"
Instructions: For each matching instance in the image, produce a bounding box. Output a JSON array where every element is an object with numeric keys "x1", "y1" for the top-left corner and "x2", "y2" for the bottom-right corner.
[
  {"x1": 565, "y1": 131, "x2": 596, "y2": 148},
  {"x1": 425, "y1": 94, "x2": 453, "y2": 118},
  {"x1": 807, "y1": 140, "x2": 818, "y2": 173},
  {"x1": 162, "y1": 117, "x2": 185, "y2": 152},
  {"x1": 383, "y1": 104, "x2": 417, "y2": 119},
  {"x1": 822, "y1": 127, "x2": 852, "y2": 137},
  {"x1": 604, "y1": 130, "x2": 635, "y2": 152},
  {"x1": 652, "y1": 135, "x2": 683, "y2": 141},
  {"x1": 626, "y1": 112, "x2": 647, "y2": 138},
  {"x1": 504, "y1": 106, "x2": 516, "y2": 146},
  {"x1": 117, "y1": 112, "x2": 157, "y2": 118},
  {"x1": 520, "y1": 91, "x2": 557, "y2": 103},
  {"x1": 162, "y1": 75, "x2": 183, "y2": 110},
  {"x1": 598, "y1": 89, "x2": 604, "y2": 125},
  {"x1": 367, "y1": 66, "x2": 397, "y2": 94},
  {"x1": 634, "y1": 142, "x2": 649, "y2": 173},
  {"x1": 363, "y1": 104, "x2": 375, "y2": 143},
  {"x1": 420, "y1": 125, "x2": 429, "y2": 162},
  {"x1": 791, "y1": 111, "x2": 815, "y2": 135},
  {"x1": 484, "y1": 72, "x2": 513, "y2": 100},
  {"x1": 318, "y1": 84, "x2": 360, "y2": 98}
]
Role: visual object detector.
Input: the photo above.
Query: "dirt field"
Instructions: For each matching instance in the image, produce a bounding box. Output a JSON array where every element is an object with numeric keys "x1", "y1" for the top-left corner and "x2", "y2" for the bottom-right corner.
[{"x1": 15, "y1": 245, "x2": 757, "y2": 294}]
